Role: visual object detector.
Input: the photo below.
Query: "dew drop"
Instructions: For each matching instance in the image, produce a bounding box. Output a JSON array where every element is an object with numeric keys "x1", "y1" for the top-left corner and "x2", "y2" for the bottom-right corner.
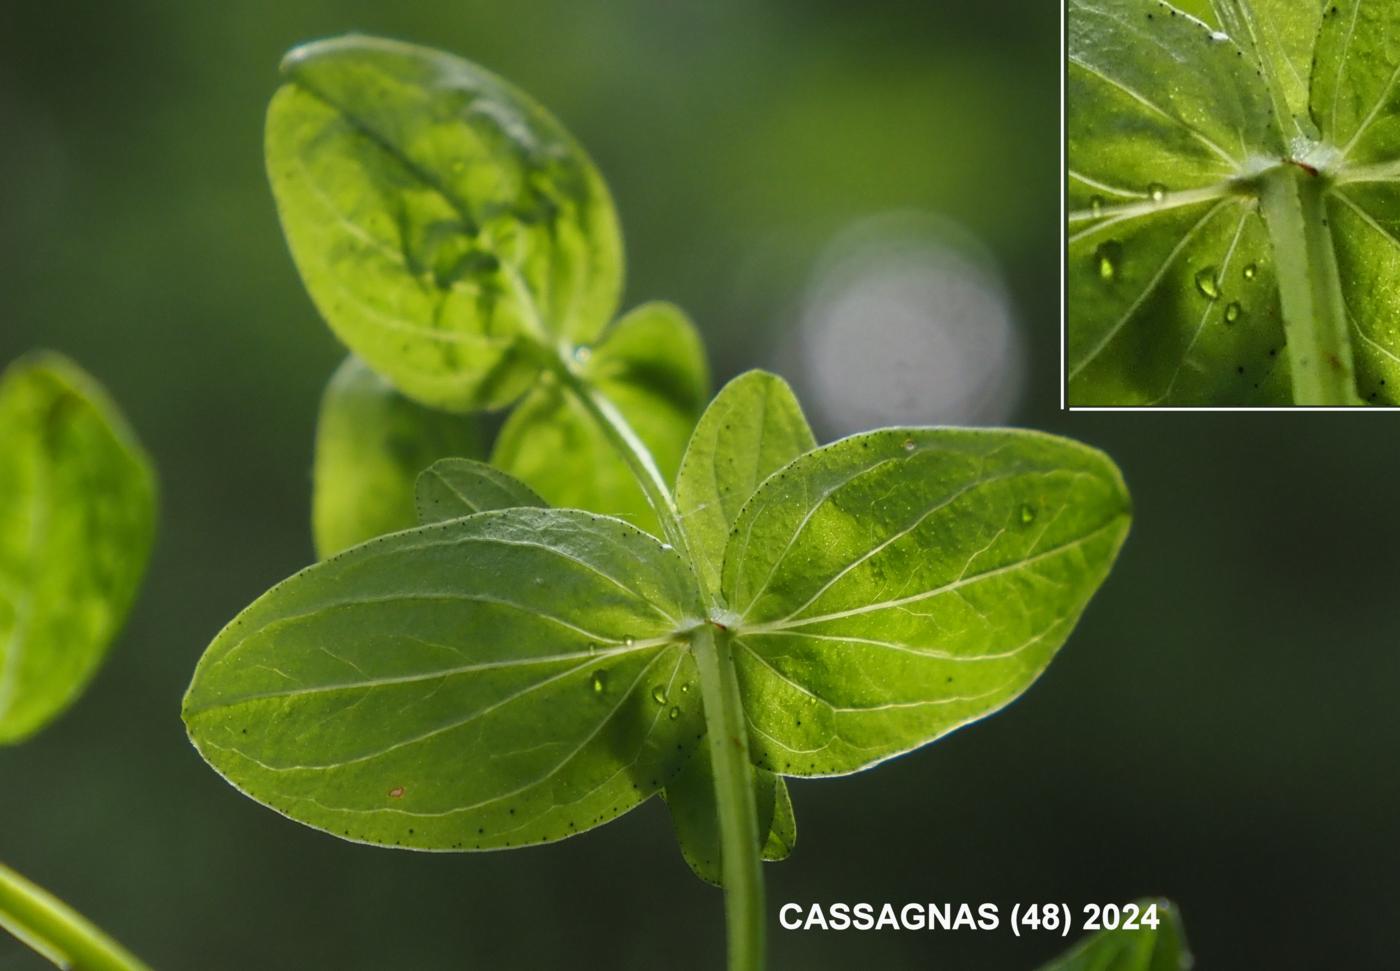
[
  {"x1": 902, "y1": 437, "x2": 916, "y2": 452},
  {"x1": 586, "y1": 642, "x2": 599, "y2": 655},
  {"x1": 1019, "y1": 504, "x2": 1036, "y2": 525},
  {"x1": 680, "y1": 682, "x2": 691, "y2": 694},
  {"x1": 1094, "y1": 240, "x2": 1124, "y2": 282},
  {"x1": 591, "y1": 671, "x2": 607, "y2": 695},
  {"x1": 669, "y1": 706, "x2": 681, "y2": 720},
  {"x1": 1209, "y1": 30, "x2": 1230, "y2": 42},
  {"x1": 622, "y1": 635, "x2": 635, "y2": 647},
  {"x1": 1243, "y1": 263, "x2": 1258, "y2": 281},
  {"x1": 1089, "y1": 195, "x2": 1105, "y2": 218},
  {"x1": 1194, "y1": 267, "x2": 1221, "y2": 300},
  {"x1": 572, "y1": 345, "x2": 592, "y2": 364},
  {"x1": 651, "y1": 686, "x2": 668, "y2": 705},
  {"x1": 1225, "y1": 302, "x2": 1242, "y2": 324},
  {"x1": 1148, "y1": 183, "x2": 1166, "y2": 202}
]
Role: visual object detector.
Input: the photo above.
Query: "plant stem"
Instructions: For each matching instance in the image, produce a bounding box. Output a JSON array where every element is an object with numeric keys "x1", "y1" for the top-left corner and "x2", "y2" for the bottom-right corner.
[
  {"x1": 0, "y1": 863, "x2": 152, "y2": 971},
  {"x1": 691, "y1": 623, "x2": 765, "y2": 971},
  {"x1": 548, "y1": 357, "x2": 697, "y2": 563},
  {"x1": 551, "y1": 351, "x2": 766, "y2": 971},
  {"x1": 1258, "y1": 165, "x2": 1362, "y2": 405}
]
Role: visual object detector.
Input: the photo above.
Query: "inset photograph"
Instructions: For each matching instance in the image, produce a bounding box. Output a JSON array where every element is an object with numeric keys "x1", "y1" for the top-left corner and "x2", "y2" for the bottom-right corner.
[{"x1": 1066, "y1": 0, "x2": 1400, "y2": 408}]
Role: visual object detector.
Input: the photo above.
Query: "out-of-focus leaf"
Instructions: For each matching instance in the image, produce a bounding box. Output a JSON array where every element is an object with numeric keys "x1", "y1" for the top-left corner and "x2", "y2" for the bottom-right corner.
[
  {"x1": 267, "y1": 35, "x2": 623, "y2": 411},
  {"x1": 493, "y1": 302, "x2": 708, "y2": 537},
  {"x1": 0, "y1": 353, "x2": 156, "y2": 744},
  {"x1": 1038, "y1": 899, "x2": 1192, "y2": 971},
  {"x1": 313, "y1": 356, "x2": 485, "y2": 558}
]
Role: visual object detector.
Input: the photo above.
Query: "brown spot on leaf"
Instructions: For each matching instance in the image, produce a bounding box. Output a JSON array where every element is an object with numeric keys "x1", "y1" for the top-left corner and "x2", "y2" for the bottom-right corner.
[{"x1": 388, "y1": 786, "x2": 406, "y2": 799}]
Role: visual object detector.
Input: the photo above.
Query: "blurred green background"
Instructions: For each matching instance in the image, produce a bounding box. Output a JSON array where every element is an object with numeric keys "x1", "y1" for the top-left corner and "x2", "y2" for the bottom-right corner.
[{"x1": 2, "y1": 1, "x2": 1396, "y2": 968}]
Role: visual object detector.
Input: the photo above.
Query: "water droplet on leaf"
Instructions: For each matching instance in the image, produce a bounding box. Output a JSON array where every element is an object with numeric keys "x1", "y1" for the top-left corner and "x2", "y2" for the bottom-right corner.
[
  {"x1": 1225, "y1": 302, "x2": 1242, "y2": 324},
  {"x1": 651, "y1": 686, "x2": 668, "y2": 705},
  {"x1": 1148, "y1": 183, "x2": 1166, "y2": 201},
  {"x1": 1194, "y1": 268, "x2": 1221, "y2": 300},
  {"x1": 1089, "y1": 195, "x2": 1105, "y2": 218},
  {"x1": 1243, "y1": 263, "x2": 1258, "y2": 281},
  {"x1": 572, "y1": 345, "x2": 592, "y2": 364},
  {"x1": 592, "y1": 672, "x2": 607, "y2": 695},
  {"x1": 1094, "y1": 241, "x2": 1124, "y2": 282},
  {"x1": 902, "y1": 437, "x2": 916, "y2": 452},
  {"x1": 622, "y1": 635, "x2": 635, "y2": 647},
  {"x1": 1019, "y1": 504, "x2": 1036, "y2": 525},
  {"x1": 669, "y1": 707, "x2": 681, "y2": 720}
]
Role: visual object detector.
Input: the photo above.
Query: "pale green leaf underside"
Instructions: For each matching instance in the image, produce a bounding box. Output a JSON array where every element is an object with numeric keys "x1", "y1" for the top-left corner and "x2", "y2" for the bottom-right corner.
[
  {"x1": 1038, "y1": 900, "x2": 1192, "y2": 971},
  {"x1": 267, "y1": 35, "x2": 623, "y2": 412},
  {"x1": 675, "y1": 370, "x2": 816, "y2": 597},
  {"x1": 1068, "y1": 0, "x2": 1400, "y2": 405},
  {"x1": 415, "y1": 457, "x2": 545, "y2": 524},
  {"x1": 493, "y1": 302, "x2": 709, "y2": 537},
  {"x1": 312, "y1": 356, "x2": 484, "y2": 558},
  {"x1": 0, "y1": 353, "x2": 156, "y2": 745},
  {"x1": 663, "y1": 743, "x2": 794, "y2": 886},
  {"x1": 722, "y1": 429, "x2": 1130, "y2": 776},
  {"x1": 183, "y1": 508, "x2": 705, "y2": 850}
]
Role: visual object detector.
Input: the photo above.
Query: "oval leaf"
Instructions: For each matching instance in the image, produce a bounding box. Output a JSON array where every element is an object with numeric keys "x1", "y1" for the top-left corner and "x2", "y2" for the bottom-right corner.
[
  {"x1": 675, "y1": 370, "x2": 816, "y2": 596},
  {"x1": 415, "y1": 457, "x2": 545, "y2": 524},
  {"x1": 313, "y1": 356, "x2": 485, "y2": 558},
  {"x1": 1039, "y1": 899, "x2": 1192, "y2": 971},
  {"x1": 493, "y1": 302, "x2": 709, "y2": 536},
  {"x1": 722, "y1": 428, "x2": 1131, "y2": 776},
  {"x1": 183, "y1": 508, "x2": 706, "y2": 850},
  {"x1": 0, "y1": 353, "x2": 157, "y2": 744},
  {"x1": 267, "y1": 35, "x2": 624, "y2": 411},
  {"x1": 1068, "y1": 0, "x2": 1291, "y2": 405}
]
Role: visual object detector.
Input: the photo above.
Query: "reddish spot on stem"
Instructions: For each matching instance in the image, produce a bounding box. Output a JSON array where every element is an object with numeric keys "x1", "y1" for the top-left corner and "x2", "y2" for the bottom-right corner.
[
  {"x1": 388, "y1": 786, "x2": 406, "y2": 799},
  {"x1": 1286, "y1": 158, "x2": 1320, "y2": 177}
]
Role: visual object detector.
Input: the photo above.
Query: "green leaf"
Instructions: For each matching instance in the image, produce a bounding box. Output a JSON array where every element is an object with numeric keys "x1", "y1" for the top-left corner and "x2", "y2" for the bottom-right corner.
[
  {"x1": 415, "y1": 457, "x2": 545, "y2": 524},
  {"x1": 1311, "y1": 1, "x2": 1400, "y2": 404},
  {"x1": 722, "y1": 428, "x2": 1130, "y2": 776},
  {"x1": 182, "y1": 507, "x2": 706, "y2": 850},
  {"x1": 1039, "y1": 900, "x2": 1192, "y2": 971},
  {"x1": 1212, "y1": 1, "x2": 1322, "y2": 126},
  {"x1": 0, "y1": 353, "x2": 157, "y2": 744},
  {"x1": 1068, "y1": 0, "x2": 1400, "y2": 405},
  {"x1": 312, "y1": 356, "x2": 485, "y2": 558},
  {"x1": 267, "y1": 35, "x2": 623, "y2": 411},
  {"x1": 663, "y1": 744, "x2": 795, "y2": 886},
  {"x1": 1067, "y1": 0, "x2": 1291, "y2": 405},
  {"x1": 493, "y1": 302, "x2": 709, "y2": 537},
  {"x1": 676, "y1": 370, "x2": 816, "y2": 596}
]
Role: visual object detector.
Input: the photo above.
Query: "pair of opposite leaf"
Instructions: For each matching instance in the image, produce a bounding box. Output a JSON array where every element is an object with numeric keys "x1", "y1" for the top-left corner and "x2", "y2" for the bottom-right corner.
[
  {"x1": 0, "y1": 354, "x2": 155, "y2": 746},
  {"x1": 181, "y1": 33, "x2": 1130, "y2": 889},
  {"x1": 1069, "y1": 0, "x2": 1400, "y2": 405},
  {"x1": 187, "y1": 359, "x2": 1130, "y2": 876}
]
